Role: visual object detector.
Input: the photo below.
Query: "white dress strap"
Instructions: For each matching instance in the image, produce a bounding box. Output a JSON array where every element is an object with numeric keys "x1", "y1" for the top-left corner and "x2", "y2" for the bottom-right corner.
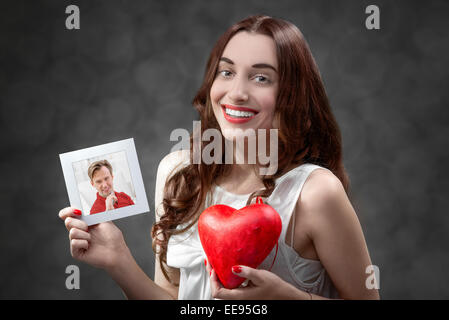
[
  {"x1": 290, "y1": 201, "x2": 296, "y2": 248},
  {"x1": 267, "y1": 163, "x2": 332, "y2": 243}
]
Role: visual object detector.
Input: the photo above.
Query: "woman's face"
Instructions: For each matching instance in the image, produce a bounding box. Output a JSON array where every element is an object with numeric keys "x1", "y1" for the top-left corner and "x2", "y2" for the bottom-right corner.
[{"x1": 210, "y1": 31, "x2": 279, "y2": 140}]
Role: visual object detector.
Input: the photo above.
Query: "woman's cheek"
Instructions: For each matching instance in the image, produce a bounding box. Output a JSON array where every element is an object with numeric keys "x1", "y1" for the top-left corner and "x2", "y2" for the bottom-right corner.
[
  {"x1": 258, "y1": 96, "x2": 277, "y2": 128},
  {"x1": 209, "y1": 87, "x2": 220, "y2": 114},
  {"x1": 210, "y1": 80, "x2": 224, "y2": 103}
]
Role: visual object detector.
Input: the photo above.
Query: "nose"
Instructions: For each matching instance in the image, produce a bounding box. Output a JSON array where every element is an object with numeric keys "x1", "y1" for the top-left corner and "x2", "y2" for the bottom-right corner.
[{"x1": 227, "y1": 76, "x2": 249, "y2": 103}]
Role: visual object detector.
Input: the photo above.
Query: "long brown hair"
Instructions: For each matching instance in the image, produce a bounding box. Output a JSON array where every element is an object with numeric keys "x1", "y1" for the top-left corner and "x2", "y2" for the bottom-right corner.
[{"x1": 152, "y1": 15, "x2": 349, "y2": 284}]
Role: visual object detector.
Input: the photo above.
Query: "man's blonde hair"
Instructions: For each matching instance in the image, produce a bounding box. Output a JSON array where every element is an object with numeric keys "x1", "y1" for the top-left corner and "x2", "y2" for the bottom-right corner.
[{"x1": 88, "y1": 160, "x2": 113, "y2": 181}]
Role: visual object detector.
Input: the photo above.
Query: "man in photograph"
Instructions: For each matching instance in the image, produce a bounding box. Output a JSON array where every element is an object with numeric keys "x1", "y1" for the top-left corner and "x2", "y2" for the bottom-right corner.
[{"x1": 88, "y1": 160, "x2": 134, "y2": 214}]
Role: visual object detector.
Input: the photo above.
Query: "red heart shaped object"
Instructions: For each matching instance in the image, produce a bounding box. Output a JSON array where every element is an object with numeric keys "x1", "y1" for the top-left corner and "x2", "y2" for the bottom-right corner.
[{"x1": 198, "y1": 198, "x2": 282, "y2": 289}]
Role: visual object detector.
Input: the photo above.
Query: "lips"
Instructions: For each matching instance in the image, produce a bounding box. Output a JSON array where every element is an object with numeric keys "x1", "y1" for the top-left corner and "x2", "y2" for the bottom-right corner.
[{"x1": 221, "y1": 104, "x2": 258, "y2": 124}]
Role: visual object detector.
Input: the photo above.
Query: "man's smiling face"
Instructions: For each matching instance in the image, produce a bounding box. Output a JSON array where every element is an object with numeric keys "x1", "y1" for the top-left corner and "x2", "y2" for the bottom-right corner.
[{"x1": 91, "y1": 166, "x2": 114, "y2": 198}]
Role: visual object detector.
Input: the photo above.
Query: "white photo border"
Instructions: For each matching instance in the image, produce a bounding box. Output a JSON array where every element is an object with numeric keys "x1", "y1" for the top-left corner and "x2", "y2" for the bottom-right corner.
[{"x1": 59, "y1": 138, "x2": 149, "y2": 226}]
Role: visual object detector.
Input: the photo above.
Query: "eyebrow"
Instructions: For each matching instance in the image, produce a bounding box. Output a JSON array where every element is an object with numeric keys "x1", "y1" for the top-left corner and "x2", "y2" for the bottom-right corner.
[{"x1": 219, "y1": 57, "x2": 277, "y2": 73}]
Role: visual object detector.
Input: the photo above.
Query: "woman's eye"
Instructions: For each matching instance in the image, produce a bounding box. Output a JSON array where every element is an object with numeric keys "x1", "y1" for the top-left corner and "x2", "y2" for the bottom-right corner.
[
  {"x1": 218, "y1": 70, "x2": 232, "y2": 78},
  {"x1": 254, "y1": 75, "x2": 269, "y2": 83}
]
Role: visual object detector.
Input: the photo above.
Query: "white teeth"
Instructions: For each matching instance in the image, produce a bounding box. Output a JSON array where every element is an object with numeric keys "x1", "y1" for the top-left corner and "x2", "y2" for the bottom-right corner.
[{"x1": 225, "y1": 108, "x2": 255, "y2": 118}]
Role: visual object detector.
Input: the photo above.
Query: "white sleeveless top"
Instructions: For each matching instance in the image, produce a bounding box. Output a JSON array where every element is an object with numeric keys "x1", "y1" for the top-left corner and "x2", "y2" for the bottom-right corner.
[{"x1": 166, "y1": 163, "x2": 340, "y2": 299}]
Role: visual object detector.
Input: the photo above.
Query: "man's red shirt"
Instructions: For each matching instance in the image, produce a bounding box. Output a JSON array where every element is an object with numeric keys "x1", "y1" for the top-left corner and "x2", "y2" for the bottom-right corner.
[{"x1": 90, "y1": 191, "x2": 135, "y2": 214}]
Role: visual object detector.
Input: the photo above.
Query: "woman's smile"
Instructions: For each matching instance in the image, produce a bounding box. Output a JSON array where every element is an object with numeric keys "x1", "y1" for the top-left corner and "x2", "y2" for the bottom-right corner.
[{"x1": 221, "y1": 104, "x2": 259, "y2": 124}]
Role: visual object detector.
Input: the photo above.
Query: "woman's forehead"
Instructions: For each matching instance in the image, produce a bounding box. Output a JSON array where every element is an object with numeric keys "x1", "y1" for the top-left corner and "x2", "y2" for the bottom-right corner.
[{"x1": 221, "y1": 31, "x2": 278, "y2": 69}]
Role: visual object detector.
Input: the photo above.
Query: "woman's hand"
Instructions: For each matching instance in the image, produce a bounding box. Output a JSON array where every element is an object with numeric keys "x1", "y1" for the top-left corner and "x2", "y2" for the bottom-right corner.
[
  {"x1": 58, "y1": 207, "x2": 130, "y2": 271},
  {"x1": 205, "y1": 260, "x2": 301, "y2": 300}
]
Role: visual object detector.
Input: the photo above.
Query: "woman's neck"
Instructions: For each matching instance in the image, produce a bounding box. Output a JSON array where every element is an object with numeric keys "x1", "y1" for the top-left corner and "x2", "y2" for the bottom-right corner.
[
  {"x1": 217, "y1": 164, "x2": 264, "y2": 194},
  {"x1": 218, "y1": 139, "x2": 266, "y2": 193}
]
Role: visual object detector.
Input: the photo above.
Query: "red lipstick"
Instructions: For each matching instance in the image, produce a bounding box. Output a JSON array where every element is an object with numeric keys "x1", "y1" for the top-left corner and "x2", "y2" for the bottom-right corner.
[{"x1": 221, "y1": 104, "x2": 258, "y2": 124}]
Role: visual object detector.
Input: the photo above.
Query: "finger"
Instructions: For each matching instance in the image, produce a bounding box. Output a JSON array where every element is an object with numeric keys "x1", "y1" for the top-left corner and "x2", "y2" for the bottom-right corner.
[
  {"x1": 209, "y1": 268, "x2": 223, "y2": 299},
  {"x1": 214, "y1": 287, "x2": 249, "y2": 300},
  {"x1": 210, "y1": 268, "x2": 223, "y2": 289},
  {"x1": 69, "y1": 228, "x2": 91, "y2": 242},
  {"x1": 205, "y1": 258, "x2": 211, "y2": 275},
  {"x1": 59, "y1": 207, "x2": 82, "y2": 220},
  {"x1": 231, "y1": 265, "x2": 264, "y2": 286},
  {"x1": 70, "y1": 239, "x2": 89, "y2": 257},
  {"x1": 240, "y1": 279, "x2": 250, "y2": 288},
  {"x1": 65, "y1": 217, "x2": 89, "y2": 232},
  {"x1": 209, "y1": 269, "x2": 253, "y2": 300},
  {"x1": 210, "y1": 270, "x2": 248, "y2": 300}
]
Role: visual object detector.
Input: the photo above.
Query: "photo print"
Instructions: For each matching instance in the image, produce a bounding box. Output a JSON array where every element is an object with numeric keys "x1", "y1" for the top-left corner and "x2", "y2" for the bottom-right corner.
[{"x1": 59, "y1": 138, "x2": 149, "y2": 225}]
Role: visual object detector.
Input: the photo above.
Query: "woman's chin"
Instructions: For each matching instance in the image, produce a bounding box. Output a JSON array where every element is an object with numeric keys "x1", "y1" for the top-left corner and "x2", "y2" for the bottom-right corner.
[{"x1": 221, "y1": 127, "x2": 257, "y2": 142}]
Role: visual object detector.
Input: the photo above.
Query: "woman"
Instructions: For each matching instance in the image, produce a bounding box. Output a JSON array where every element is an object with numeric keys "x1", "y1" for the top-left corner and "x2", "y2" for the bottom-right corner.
[{"x1": 59, "y1": 15, "x2": 379, "y2": 300}]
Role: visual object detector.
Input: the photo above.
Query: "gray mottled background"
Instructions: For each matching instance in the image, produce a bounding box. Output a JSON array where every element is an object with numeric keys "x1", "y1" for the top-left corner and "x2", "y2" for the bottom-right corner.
[{"x1": 0, "y1": 0, "x2": 448, "y2": 299}]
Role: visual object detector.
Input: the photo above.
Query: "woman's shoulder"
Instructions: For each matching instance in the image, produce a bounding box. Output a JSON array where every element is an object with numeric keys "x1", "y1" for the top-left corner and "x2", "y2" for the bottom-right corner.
[
  {"x1": 304, "y1": 167, "x2": 344, "y2": 195},
  {"x1": 155, "y1": 149, "x2": 191, "y2": 220},
  {"x1": 290, "y1": 167, "x2": 350, "y2": 246},
  {"x1": 157, "y1": 149, "x2": 191, "y2": 180},
  {"x1": 297, "y1": 167, "x2": 348, "y2": 219}
]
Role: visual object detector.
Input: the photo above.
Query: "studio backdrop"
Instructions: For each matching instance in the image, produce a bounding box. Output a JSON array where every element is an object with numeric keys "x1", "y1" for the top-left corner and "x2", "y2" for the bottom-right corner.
[{"x1": 0, "y1": 0, "x2": 448, "y2": 299}]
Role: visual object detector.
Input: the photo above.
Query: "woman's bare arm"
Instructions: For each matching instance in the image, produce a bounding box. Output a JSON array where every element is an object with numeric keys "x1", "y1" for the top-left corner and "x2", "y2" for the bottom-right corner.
[{"x1": 299, "y1": 169, "x2": 380, "y2": 299}]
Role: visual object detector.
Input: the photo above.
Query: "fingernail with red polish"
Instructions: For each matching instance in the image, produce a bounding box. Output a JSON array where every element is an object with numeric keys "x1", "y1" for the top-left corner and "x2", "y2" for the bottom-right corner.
[
  {"x1": 204, "y1": 259, "x2": 207, "y2": 267},
  {"x1": 232, "y1": 266, "x2": 242, "y2": 274},
  {"x1": 73, "y1": 209, "x2": 82, "y2": 216},
  {"x1": 209, "y1": 270, "x2": 212, "y2": 277}
]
